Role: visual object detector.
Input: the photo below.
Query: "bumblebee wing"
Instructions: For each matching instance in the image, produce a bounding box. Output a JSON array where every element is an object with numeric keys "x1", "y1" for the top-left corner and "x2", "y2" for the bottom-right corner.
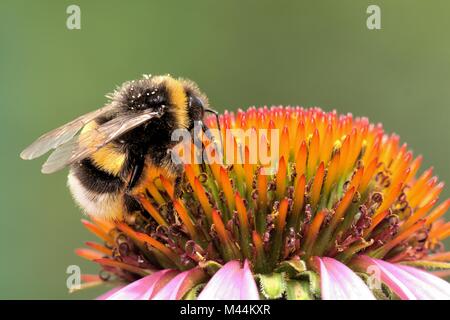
[
  {"x1": 41, "y1": 110, "x2": 163, "y2": 174},
  {"x1": 20, "y1": 104, "x2": 117, "y2": 160},
  {"x1": 40, "y1": 138, "x2": 79, "y2": 174}
]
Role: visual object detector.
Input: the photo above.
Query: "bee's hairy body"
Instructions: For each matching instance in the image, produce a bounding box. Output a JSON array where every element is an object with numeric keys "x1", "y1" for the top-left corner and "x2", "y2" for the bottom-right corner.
[
  {"x1": 66, "y1": 119, "x2": 173, "y2": 221},
  {"x1": 64, "y1": 75, "x2": 208, "y2": 220}
]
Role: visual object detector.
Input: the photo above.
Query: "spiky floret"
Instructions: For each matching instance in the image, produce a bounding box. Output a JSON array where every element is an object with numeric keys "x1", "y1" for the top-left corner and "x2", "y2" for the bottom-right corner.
[{"x1": 76, "y1": 107, "x2": 450, "y2": 299}]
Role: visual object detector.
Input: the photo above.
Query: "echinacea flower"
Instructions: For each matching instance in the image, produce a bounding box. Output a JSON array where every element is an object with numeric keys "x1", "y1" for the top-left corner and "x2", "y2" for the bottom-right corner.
[{"x1": 76, "y1": 107, "x2": 450, "y2": 300}]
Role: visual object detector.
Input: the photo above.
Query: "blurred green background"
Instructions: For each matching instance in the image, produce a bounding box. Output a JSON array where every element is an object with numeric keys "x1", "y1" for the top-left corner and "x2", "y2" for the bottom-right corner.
[{"x1": 0, "y1": 0, "x2": 449, "y2": 299}]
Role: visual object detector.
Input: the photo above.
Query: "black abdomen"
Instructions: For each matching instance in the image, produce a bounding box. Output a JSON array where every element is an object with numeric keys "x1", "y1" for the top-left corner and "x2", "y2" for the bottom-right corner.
[{"x1": 72, "y1": 158, "x2": 125, "y2": 194}]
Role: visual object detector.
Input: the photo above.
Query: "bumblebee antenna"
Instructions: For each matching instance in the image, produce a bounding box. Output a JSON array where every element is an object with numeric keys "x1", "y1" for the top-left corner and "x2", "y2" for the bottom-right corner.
[{"x1": 204, "y1": 108, "x2": 223, "y2": 158}]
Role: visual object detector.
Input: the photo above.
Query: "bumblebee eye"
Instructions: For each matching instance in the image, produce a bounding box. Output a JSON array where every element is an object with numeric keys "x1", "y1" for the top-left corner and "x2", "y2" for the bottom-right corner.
[{"x1": 188, "y1": 95, "x2": 205, "y2": 120}]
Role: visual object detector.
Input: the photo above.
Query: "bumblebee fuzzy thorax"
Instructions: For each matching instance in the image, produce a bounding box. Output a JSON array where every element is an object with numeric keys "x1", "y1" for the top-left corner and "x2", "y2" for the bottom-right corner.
[
  {"x1": 111, "y1": 75, "x2": 208, "y2": 132},
  {"x1": 21, "y1": 74, "x2": 211, "y2": 221}
]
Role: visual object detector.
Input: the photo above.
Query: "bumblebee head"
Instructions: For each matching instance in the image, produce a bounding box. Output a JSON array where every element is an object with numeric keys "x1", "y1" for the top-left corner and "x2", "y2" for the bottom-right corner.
[
  {"x1": 114, "y1": 75, "x2": 211, "y2": 131},
  {"x1": 179, "y1": 78, "x2": 210, "y2": 129}
]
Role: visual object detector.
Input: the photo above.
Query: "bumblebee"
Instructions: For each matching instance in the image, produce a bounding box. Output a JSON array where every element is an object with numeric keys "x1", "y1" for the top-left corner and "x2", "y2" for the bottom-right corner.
[{"x1": 21, "y1": 75, "x2": 217, "y2": 220}]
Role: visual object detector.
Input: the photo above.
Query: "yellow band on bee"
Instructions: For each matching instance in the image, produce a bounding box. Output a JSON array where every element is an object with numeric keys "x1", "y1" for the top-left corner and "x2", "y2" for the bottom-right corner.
[
  {"x1": 80, "y1": 121, "x2": 126, "y2": 176},
  {"x1": 164, "y1": 77, "x2": 189, "y2": 129},
  {"x1": 91, "y1": 145, "x2": 126, "y2": 176}
]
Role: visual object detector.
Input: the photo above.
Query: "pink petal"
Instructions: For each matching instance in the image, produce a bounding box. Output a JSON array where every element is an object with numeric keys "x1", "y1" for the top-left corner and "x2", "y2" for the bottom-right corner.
[
  {"x1": 355, "y1": 256, "x2": 450, "y2": 300},
  {"x1": 96, "y1": 286, "x2": 124, "y2": 300},
  {"x1": 240, "y1": 260, "x2": 260, "y2": 299},
  {"x1": 197, "y1": 261, "x2": 241, "y2": 300},
  {"x1": 374, "y1": 261, "x2": 436, "y2": 299},
  {"x1": 315, "y1": 257, "x2": 375, "y2": 300},
  {"x1": 198, "y1": 260, "x2": 259, "y2": 300},
  {"x1": 152, "y1": 267, "x2": 206, "y2": 300},
  {"x1": 353, "y1": 256, "x2": 416, "y2": 299},
  {"x1": 106, "y1": 269, "x2": 178, "y2": 300},
  {"x1": 396, "y1": 264, "x2": 450, "y2": 299}
]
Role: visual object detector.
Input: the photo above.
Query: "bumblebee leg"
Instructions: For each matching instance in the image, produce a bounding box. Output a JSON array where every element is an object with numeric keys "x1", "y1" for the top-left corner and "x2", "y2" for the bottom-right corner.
[
  {"x1": 126, "y1": 153, "x2": 145, "y2": 192},
  {"x1": 202, "y1": 122, "x2": 214, "y2": 141},
  {"x1": 166, "y1": 148, "x2": 185, "y2": 199},
  {"x1": 201, "y1": 121, "x2": 223, "y2": 160},
  {"x1": 173, "y1": 175, "x2": 183, "y2": 199},
  {"x1": 173, "y1": 157, "x2": 185, "y2": 199},
  {"x1": 123, "y1": 194, "x2": 145, "y2": 223}
]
